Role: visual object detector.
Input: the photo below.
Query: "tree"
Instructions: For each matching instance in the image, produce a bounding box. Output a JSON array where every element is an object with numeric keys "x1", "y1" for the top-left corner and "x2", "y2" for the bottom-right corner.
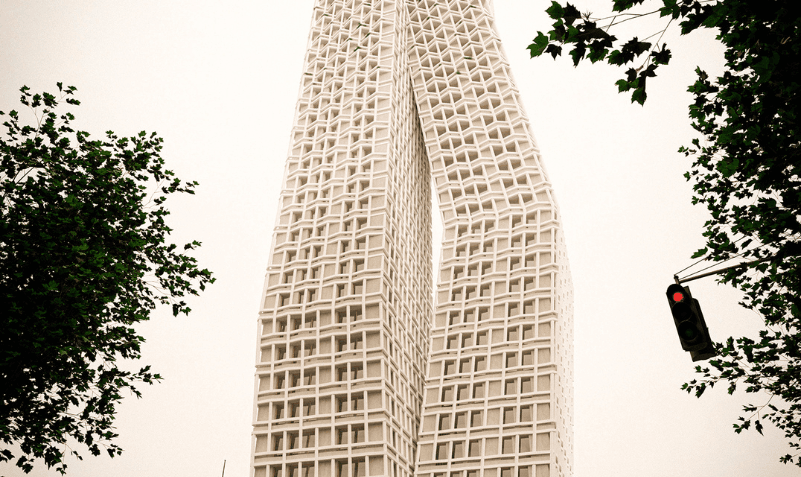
[
  {"x1": 0, "y1": 84, "x2": 215, "y2": 474},
  {"x1": 529, "y1": 0, "x2": 801, "y2": 466}
]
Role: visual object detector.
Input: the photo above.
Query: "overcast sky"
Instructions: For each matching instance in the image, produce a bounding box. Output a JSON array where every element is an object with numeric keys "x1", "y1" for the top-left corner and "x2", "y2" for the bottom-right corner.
[{"x1": 1, "y1": 1, "x2": 796, "y2": 476}]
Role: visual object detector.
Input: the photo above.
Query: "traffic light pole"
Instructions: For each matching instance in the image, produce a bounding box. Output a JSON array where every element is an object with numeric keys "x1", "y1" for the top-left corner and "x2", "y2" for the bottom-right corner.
[{"x1": 674, "y1": 255, "x2": 773, "y2": 285}]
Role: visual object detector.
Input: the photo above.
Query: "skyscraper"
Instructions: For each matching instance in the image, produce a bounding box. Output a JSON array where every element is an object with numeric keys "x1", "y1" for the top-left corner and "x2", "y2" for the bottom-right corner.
[{"x1": 252, "y1": 2, "x2": 573, "y2": 477}]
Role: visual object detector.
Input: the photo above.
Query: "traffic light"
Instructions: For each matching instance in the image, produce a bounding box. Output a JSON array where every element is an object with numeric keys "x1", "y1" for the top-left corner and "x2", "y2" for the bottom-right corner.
[{"x1": 666, "y1": 284, "x2": 716, "y2": 362}]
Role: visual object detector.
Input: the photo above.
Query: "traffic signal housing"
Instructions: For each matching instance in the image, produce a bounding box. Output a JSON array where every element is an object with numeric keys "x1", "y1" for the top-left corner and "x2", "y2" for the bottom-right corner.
[{"x1": 666, "y1": 284, "x2": 716, "y2": 362}]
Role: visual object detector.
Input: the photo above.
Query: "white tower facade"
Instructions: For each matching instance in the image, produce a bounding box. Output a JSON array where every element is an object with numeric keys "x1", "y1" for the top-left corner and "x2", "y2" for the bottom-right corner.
[{"x1": 252, "y1": 2, "x2": 573, "y2": 477}]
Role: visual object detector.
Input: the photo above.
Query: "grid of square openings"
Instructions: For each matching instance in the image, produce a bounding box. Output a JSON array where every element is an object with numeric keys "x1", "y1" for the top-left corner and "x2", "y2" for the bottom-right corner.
[
  {"x1": 254, "y1": 0, "x2": 573, "y2": 477},
  {"x1": 406, "y1": 1, "x2": 573, "y2": 477},
  {"x1": 254, "y1": 2, "x2": 433, "y2": 477}
]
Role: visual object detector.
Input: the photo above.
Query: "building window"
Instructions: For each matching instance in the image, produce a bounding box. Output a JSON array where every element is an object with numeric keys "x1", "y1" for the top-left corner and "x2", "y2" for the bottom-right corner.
[
  {"x1": 336, "y1": 395, "x2": 348, "y2": 413},
  {"x1": 442, "y1": 387, "x2": 454, "y2": 401},
  {"x1": 520, "y1": 435, "x2": 532, "y2": 453},
  {"x1": 507, "y1": 327, "x2": 519, "y2": 341},
  {"x1": 505, "y1": 379, "x2": 517, "y2": 395},
  {"x1": 304, "y1": 370, "x2": 317, "y2": 386},
  {"x1": 353, "y1": 458, "x2": 366, "y2": 477},
  {"x1": 447, "y1": 335, "x2": 458, "y2": 349},
  {"x1": 305, "y1": 315, "x2": 317, "y2": 328},
  {"x1": 471, "y1": 410, "x2": 483, "y2": 427},
  {"x1": 337, "y1": 427, "x2": 348, "y2": 445},
  {"x1": 445, "y1": 361, "x2": 456, "y2": 375},
  {"x1": 502, "y1": 437, "x2": 514, "y2": 454},
  {"x1": 302, "y1": 431, "x2": 316, "y2": 448},
  {"x1": 523, "y1": 325, "x2": 534, "y2": 339},
  {"x1": 452, "y1": 441, "x2": 464, "y2": 459},
  {"x1": 460, "y1": 359, "x2": 471, "y2": 373},
  {"x1": 522, "y1": 351, "x2": 534, "y2": 366},
  {"x1": 520, "y1": 406, "x2": 533, "y2": 422},
  {"x1": 454, "y1": 412, "x2": 467, "y2": 428},
  {"x1": 353, "y1": 426, "x2": 365, "y2": 443},
  {"x1": 303, "y1": 399, "x2": 316, "y2": 416},
  {"x1": 439, "y1": 414, "x2": 451, "y2": 431},
  {"x1": 351, "y1": 364, "x2": 363, "y2": 380},
  {"x1": 352, "y1": 393, "x2": 364, "y2": 411},
  {"x1": 287, "y1": 432, "x2": 299, "y2": 450},
  {"x1": 468, "y1": 440, "x2": 481, "y2": 457},
  {"x1": 352, "y1": 334, "x2": 363, "y2": 349},
  {"x1": 305, "y1": 341, "x2": 317, "y2": 357},
  {"x1": 436, "y1": 443, "x2": 448, "y2": 460}
]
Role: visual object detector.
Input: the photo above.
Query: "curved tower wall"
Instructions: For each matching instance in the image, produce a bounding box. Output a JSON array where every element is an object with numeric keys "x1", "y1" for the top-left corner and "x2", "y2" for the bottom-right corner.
[
  {"x1": 252, "y1": 2, "x2": 573, "y2": 477},
  {"x1": 406, "y1": 2, "x2": 573, "y2": 477}
]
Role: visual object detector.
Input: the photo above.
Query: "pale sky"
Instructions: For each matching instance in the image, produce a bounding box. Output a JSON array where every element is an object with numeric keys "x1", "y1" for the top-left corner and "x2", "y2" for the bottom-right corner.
[{"x1": 1, "y1": 1, "x2": 796, "y2": 476}]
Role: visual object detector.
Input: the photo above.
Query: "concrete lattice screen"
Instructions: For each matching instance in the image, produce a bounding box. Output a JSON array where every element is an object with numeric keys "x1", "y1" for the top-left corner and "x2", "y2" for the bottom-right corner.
[{"x1": 252, "y1": 2, "x2": 573, "y2": 477}]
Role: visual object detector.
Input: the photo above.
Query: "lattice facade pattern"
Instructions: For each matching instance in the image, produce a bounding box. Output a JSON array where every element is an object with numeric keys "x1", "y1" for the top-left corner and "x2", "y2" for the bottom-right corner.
[{"x1": 252, "y1": 2, "x2": 573, "y2": 477}]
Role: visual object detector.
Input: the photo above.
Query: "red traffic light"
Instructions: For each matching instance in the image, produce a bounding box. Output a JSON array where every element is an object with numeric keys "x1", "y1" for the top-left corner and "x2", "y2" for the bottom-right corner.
[{"x1": 665, "y1": 283, "x2": 716, "y2": 361}]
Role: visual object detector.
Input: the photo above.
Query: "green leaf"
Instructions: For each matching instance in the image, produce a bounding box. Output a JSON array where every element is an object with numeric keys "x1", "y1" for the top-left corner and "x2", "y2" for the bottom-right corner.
[
  {"x1": 690, "y1": 247, "x2": 708, "y2": 259},
  {"x1": 545, "y1": 1, "x2": 564, "y2": 20},
  {"x1": 631, "y1": 86, "x2": 646, "y2": 105},
  {"x1": 527, "y1": 32, "x2": 550, "y2": 58},
  {"x1": 615, "y1": 79, "x2": 631, "y2": 92},
  {"x1": 569, "y1": 42, "x2": 587, "y2": 66},
  {"x1": 563, "y1": 3, "x2": 582, "y2": 26},
  {"x1": 545, "y1": 44, "x2": 563, "y2": 59},
  {"x1": 659, "y1": 0, "x2": 679, "y2": 17},
  {"x1": 651, "y1": 44, "x2": 672, "y2": 65},
  {"x1": 612, "y1": 0, "x2": 646, "y2": 12}
]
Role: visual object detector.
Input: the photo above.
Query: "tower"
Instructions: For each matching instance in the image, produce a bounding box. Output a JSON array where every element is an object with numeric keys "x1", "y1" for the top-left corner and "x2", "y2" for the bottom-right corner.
[{"x1": 252, "y1": 2, "x2": 573, "y2": 477}]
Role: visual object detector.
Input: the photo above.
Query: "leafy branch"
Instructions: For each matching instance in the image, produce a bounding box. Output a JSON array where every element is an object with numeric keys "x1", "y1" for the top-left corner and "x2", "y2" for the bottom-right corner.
[
  {"x1": 0, "y1": 84, "x2": 214, "y2": 473},
  {"x1": 530, "y1": 0, "x2": 801, "y2": 467},
  {"x1": 528, "y1": 0, "x2": 711, "y2": 104}
]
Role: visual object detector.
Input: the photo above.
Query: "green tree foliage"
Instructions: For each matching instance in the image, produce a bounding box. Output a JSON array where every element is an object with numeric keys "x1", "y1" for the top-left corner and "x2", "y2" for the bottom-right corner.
[
  {"x1": 530, "y1": 0, "x2": 801, "y2": 465},
  {"x1": 0, "y1": 84, "x2": 215, "y2": 474}
]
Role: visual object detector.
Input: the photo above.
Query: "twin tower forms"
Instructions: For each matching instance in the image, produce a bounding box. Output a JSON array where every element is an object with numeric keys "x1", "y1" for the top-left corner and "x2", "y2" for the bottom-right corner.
[{"x1": 252, "y1": 2, "x2": 574, "y2": 477}]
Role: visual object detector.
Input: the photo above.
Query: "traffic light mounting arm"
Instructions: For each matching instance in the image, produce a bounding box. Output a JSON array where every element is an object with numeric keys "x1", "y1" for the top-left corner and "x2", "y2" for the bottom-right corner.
[{"x1": 674, "y1": 255, "x2": 773, "y2": 285}]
